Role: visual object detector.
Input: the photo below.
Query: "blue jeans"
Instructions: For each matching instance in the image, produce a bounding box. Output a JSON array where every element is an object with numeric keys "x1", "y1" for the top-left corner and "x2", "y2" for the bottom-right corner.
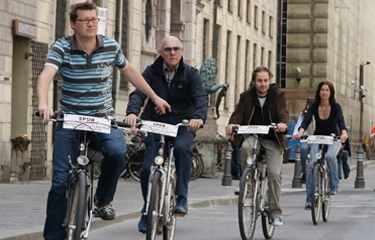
[
  {"x1": 43, "y1": 125, "x2": 126, "y2": 240},
  {"x1": 305, "y1": 142, "x2": 341, "y2": 203},
  {"x1": 140, "y1": 127, "x2": 194, "y2": 211}
]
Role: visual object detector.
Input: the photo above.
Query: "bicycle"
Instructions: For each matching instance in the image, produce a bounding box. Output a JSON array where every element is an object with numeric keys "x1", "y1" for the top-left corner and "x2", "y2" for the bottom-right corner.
[
  {"x1": 301, "y1": 135, "x2": 341, "y2": 225},
  {"x1": 37, "y1": 112, "x2": 128, "y2": 240},
  {"x1": 128, "y1": 120, "x2": 191, "y2": 240},
  {"x1": 233, "y1": 124, "x2": 277, "y2": 240}
]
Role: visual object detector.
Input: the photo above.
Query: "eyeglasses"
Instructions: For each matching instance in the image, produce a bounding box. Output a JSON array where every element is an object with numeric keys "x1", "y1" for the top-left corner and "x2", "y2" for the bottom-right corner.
[
  {"x1": 163, "y1": 47, "x2": 181, "y2": 53},
  {"x1": 76, "y1": 18, "x2": 99, "y2": 24}
]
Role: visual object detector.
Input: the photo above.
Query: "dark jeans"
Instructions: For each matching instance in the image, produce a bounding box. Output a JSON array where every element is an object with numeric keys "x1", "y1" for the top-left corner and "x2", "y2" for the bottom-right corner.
[
  {"x1": 140, "y1": 127, "x2": 194, "y2": 211},
  {"x1": 231, "y1": 143, "x2": 242, "y2": 178},
  {"x1": 43, "y1": 126, "x2": 126, "y2": 240}
]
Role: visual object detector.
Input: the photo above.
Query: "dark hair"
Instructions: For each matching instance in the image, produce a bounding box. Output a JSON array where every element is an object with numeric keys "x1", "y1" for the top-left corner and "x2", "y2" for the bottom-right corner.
[
  {"x1": 250, "y1": 66, "x2": 273, "y2": 88},
  {"x1": 70, "y1": 1, "x2": 97, "y2": 22},
  {"x1": 315, "y1": 80, "x2": 336, "y2": 105}
]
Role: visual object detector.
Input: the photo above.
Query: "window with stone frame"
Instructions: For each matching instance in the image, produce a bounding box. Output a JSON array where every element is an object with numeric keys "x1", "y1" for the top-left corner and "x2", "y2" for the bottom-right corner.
[
  {"x1": 144, "y1": 0, "x2": 153, "y2": 42},
  {"x1": 228, "y1": 0, "x2": 233, "y2": 13},
  {"x1": 237, "y1": 0, "x2": 242, "y2": 18},
  {"x1": 253, "y1": 43, "x2": 257, "y2": 69},
  {"x1": 246, "y1": 0, "x2": 252, "y2": 24},
  {"x1": 261, "y1": 10, "x2": 266, "y2": 34},
  {"x1": 268, "y1": 50, "x2": 272, "y2": 69},
  {"x1": 254, "y1": 5, "x2": 258, "y2": 30},
  {"x1": 261, "y1": 46, "x2": 265, "y2": 65},
  {"x1": 269, "y1": 15, "x2": 273, "y2": 38}
]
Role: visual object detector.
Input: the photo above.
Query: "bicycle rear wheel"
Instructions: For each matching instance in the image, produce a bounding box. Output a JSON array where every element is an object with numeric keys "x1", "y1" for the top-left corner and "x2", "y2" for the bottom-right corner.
[
  {"x1": 190, "y1": 148, "x2": 204, "y2": 180},
  {"x1": 163, "y1": 176, "x2": 176, "y2": 240},
  {"x1": 66, "y1": 171, "x2": 88, "y2": 240},
  {"x1": 311, "y1": 164, "x2": 321, "y2": 225},
  {"x1": 238, "y1": 167, "x2": 258, "y2": 240},
  {"x1": 146, "y1": 170, "x2": 162, "y2": 240},
  {"x1": 322, "y1": 168, "x2": 330, "y2": 222},
  {"x1": 261, "y1": 179, "x2": 275, "y2": 239}
]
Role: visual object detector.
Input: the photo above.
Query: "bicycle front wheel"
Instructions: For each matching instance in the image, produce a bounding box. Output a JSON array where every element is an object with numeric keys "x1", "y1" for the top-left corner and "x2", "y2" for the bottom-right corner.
[
  {"x1": 311, "y1": 164, "x2": 322, "y2": 225},
  {"x1": 238, "y1": 167, "x2": 258, "y2": 240},
  {"x1": 163, "y1": 175, "x2": 176, "y2": 240},
  {"x1": 66, "y1": 171, "x2": 88, "y2": 240},
  {"x1": 146, "y1": 170, "x2": 162, "y2": 240},
  {"x1": 322, "y1": 167, "x2": 331, "y2": 222},
  {"x1": 261, "y1": 179, "x2": 275, "y2": 239},
  {"x1": 128, "y1": 149, "x2": 144, "y2": 182}
]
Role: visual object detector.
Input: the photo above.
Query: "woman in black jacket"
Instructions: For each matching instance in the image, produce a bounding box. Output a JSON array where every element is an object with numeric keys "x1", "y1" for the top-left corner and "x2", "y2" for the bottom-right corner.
[{"x1": 294, "y1": 81, "x2": 348, "y2": 209}]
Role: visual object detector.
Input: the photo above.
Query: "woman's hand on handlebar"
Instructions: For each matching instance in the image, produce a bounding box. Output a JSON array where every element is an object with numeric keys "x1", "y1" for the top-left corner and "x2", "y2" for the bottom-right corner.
[
  {"x1": 292, "y1": 128, "x2": 305, "y2": 140},
  {"x1": 225, "y1": 124, "x2": 239, "y2": 140},
  {"x1": 340, "y1": 130, "x2": 348, "y2": 143}
]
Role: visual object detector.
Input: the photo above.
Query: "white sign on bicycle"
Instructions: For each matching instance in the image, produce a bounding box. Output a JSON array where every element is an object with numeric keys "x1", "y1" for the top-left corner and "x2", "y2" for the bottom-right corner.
[
  {"x1": 305, "y1": 135, "x2": 334, "y2": 145},
  {"x1": 140, "y1": 121, "x2": 179, "y2": 137},
  {"x1": 237, "y1": 125, "x2": 270, "y2": 135},
  {"x1": 63, "y1": 114, "x2": 111, "y2": 134}
]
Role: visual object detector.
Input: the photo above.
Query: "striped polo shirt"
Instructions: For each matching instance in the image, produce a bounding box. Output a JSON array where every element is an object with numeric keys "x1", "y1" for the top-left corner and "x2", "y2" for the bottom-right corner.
[{"x1": 45, "y1": 35, "x2": 128, "y2": 116}]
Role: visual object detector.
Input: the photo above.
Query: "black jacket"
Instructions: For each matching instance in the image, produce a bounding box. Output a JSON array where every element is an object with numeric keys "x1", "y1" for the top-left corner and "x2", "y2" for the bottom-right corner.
[
  {"x1": 300, "y1": 101, "x2": 347, "y2": 136},
  {"x1": 126, "y1": 56, "x2": 208, "y2": 124},
  {"x1": 228, "y1": 84, "x2": 289, "y2": 147}
]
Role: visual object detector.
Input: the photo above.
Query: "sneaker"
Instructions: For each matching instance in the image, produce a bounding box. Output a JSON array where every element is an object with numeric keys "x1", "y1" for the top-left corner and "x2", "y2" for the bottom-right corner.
[
  {"x1": 272, "y1": 215, "x2": 284, "y2": 227},
  {"x1": 304, "y1": 202, "x2": 312, "y2": 210},
  {"x1": 93, "y1": 203, "x2": 115, "y2": 220},
  {"x1": 138, "y1": 215, "x2": 147, "y2": 234},
  {"x1": 175, "y1": 197, "x2": 188, "y2": 216},
  {"x1": 328, "y1": 189, "x2": 337, "y2": 196}
]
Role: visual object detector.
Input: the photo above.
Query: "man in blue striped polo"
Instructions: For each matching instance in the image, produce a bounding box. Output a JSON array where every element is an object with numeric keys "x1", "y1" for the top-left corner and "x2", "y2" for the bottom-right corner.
[{"x1": 37, "y1": 2, "x2": 170, "y2": 240}]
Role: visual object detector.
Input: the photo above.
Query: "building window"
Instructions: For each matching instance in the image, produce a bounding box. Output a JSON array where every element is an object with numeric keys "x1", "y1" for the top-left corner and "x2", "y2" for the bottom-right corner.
[
  {"x1": 269, "y1": 15, "x2": 273, "y2": 38},
  {"x1": 245, "y1": 40, "x2": 250, "y2": 89},
  {"x1": 268, "y1": 50, "x2": 272, "y2": 69},
  {"x1": 253, "y1": 43, "x2": 257, "y2": 69},
  {"x1": 261, "y1": 10, "x2": 266, "y2": 34},
  {"x1": 254, "y1": 5, "x2": 258, "y2": 30},
  {"x1": 228, "y1": 0, "x2": 233, "y2": 13},
  {"x1": 235, "y1": 35, "x2": 241, "y2": 104},
  {"x1": 203, "y1": 18, "x2": 210, "y2": 60},
  {"x1": 261, "y1": 47, "x2": 265, "y2": 65},
  {"x1": 237, "y1": 0, "x2": 242, "y2": 18},
  {"x1": 145, "y1": 0, "x2": 152, "y2": 42},
  {"x1": 224, "y1": 30, "x2": 232, "y2": 109},
  {"x1": 246, "y1": 0, "x2": 251, "y2": 24}
]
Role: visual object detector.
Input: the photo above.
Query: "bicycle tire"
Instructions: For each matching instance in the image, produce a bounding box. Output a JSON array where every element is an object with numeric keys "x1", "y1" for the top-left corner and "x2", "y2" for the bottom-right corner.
[
  {"x1": 261, "y1": 179, "x2": 275, "y2": 239},
  {"x1": 311, "y1": 164, "x2": 321, "y2": 225},
  {"x1": 163, "y1": 175, "x2": 176, "y2": 240},
  {"x1": 238, "y1": 167, "x2": 258, "y2": 240},
  {"x1": 66, "y1": 171, "x2": 88, "y2": 240},
  {"x1": 146, "y1": 170, "x2": 162, "y2": 240},
  {"x1": 190, "y1": 149, "x2": 204, "y2": 180},
  {"x1": 322, "y1": 167, "x2": 330, "y2": 222}
]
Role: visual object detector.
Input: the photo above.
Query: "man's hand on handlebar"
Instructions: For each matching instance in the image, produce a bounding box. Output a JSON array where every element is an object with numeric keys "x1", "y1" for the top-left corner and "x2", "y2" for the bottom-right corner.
[
  {"x1": 275, "y1": 123, "x2": 287, "y2": 133},
  {"x1": 124, "y1": 113, "x2": 139, "y2": 134},
  {"x1": 37, "y1": 104, "x2": 52, "y2": 122},
  {"x1": 340, "y1": 130, "x2": 348, "y2": 143},
  {"x1": 189, "y1": 119, "x2": 203, "y2": 130}
]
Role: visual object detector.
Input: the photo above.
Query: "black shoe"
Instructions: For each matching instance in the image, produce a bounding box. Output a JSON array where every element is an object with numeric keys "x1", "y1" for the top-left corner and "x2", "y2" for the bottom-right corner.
[
  {"x1": 304, "y1": 202, "x2": 312, "y2": 210},
  {"x1": 138, "y1": 215, "x2": 147, "y2": 234},
  {"x1": 93, "y1": 203, "x2": 115, "y2": 220},
  {"x1": 175, "y1": 198, "x2": 188, "y2": 216}
]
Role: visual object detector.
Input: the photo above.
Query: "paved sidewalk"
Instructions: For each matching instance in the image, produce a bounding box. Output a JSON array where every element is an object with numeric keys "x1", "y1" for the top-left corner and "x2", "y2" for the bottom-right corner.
[{"x1": 0, "y1": 160, "x2": 372, "y2": 240}]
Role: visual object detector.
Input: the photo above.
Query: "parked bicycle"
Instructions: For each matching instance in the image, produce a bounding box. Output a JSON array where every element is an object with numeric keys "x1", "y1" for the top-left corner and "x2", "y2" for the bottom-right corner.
[
  {"x1": 36, "y1": 111, "x2": 129, "y2": 240},
  {"x1": 232, "y1": 124, "x2": 277, "y2": 240},
  {"x1": 301, "y1": 135, "x2": 341, "y2": 225}
]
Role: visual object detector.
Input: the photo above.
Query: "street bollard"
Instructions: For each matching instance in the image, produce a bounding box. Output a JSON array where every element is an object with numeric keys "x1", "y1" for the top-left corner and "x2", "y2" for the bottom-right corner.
[
  {"x1": 292, "y1": 144, "x2": 303, "y2": 188},
  {"x1": 222, "y1": 142, "x2": 233, "y2": 186},
  {"x1": 354, "y1": 146, "x2": 366, "y2": 189}
]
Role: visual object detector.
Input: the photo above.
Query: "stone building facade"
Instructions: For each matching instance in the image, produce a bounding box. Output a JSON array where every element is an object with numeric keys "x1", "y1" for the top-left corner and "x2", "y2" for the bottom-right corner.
[
  {"x1": 0, "y1": 0, "x2": 279, "y2": 181},
  {"x1": 284, "y1": 0, "x2": 375, "y2": 143}
]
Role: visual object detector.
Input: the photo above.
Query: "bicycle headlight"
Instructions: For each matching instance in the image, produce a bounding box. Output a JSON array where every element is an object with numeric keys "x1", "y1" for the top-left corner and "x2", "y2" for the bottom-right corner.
[
  {"x1": 77, "y1": 156, "x2": 90, "y2": 166},
  {"x1": 154, "y1": 156, "x2": 164, "y2": 165}
]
